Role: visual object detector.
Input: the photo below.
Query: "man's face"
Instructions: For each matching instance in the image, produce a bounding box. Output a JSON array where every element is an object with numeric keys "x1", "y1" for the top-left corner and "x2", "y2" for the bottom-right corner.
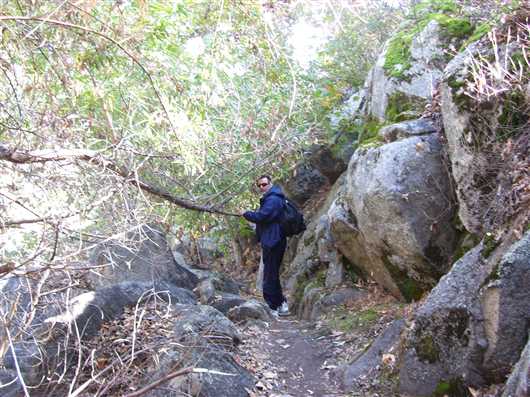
[{"x1": 257, "y1": 178, "x2": 271, "y2": 194}]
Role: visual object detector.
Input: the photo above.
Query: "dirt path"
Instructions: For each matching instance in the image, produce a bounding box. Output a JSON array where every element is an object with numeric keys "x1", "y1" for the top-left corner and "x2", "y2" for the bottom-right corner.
[{"x1": 240, "y1": 317, "x2": 349, "y2": 397}]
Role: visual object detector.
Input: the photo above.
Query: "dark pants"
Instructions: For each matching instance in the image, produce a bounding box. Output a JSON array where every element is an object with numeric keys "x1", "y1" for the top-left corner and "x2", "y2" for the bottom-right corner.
[{"x1": 262, "y1": 239, "x2": 287, "y2": 310}]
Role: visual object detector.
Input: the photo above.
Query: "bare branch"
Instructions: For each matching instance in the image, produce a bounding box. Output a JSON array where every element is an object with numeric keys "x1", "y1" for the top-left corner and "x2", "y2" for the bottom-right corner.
[{"x1": 0, "y1": 143, "x2": 240, "y2": 216}]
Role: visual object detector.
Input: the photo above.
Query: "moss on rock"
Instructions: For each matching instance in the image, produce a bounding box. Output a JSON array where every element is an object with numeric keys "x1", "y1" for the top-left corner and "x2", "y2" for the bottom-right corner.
[
  {"x1": 433, "y1": 378, "x2": 470, "y2": 397},
  {"x1": 385, "y1": 92, "x2": 424, "y2": 123},
  {"x1": 416, "y1": 335, "x2": 440, "y2": 363},
  {"x1": 384, "y1": 31, "x2": 415, "y2": 79},
  {"x1": 328, "y1": 307, "x2": 380, "y2": 332},
  {"x1": 383, "y1": 0, "x2": 474, "y2": 80},
  {"x1": 382, "y1": 254, "x2": 426, "y2": 302},
  {"x1": 482, "y1": 232, "x2": 500, "y2": 259}
]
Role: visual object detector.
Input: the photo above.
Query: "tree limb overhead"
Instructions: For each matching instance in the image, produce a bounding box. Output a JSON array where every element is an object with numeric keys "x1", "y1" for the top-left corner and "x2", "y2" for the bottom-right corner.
[{"x1": 0, "y1": 144, "x2": 240, "y2": 217}]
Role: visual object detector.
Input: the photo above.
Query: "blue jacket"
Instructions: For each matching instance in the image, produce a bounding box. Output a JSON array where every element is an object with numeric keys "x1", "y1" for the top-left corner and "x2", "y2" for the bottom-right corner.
[{"x1": 243, "y1": 185, "x2": 286, "y2": 248}]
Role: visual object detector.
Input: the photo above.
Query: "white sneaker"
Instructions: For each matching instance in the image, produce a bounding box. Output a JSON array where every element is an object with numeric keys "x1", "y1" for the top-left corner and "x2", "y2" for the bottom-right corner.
[
  {"x1": 270, "y1": 309, "x2": 279, "y2": 318},
  {"x1": 278, "y1": 301, "x2": 290, "y2": 316}
]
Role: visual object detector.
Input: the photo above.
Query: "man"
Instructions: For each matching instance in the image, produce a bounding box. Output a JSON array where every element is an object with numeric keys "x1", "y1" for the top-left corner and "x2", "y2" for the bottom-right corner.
[{"x1": 242, "y1": 175, "x2": 289, "y2": 316}]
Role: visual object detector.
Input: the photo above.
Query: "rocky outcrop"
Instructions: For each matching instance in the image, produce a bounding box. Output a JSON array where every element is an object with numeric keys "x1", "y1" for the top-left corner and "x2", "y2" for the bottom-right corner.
[
  {"x1": 398, "y1": 231, "x2": 530, "y2": 396},
  {"x1": 306, "y1": 144, "x2": 347, "y2": 184},
  {"x1": 481, "y1": 232, "x2": 530, "y2": 379},
  {"x1": 171, "y1": 303, "x2": 242, "y2": 345},
  {"x1": 89, "y1": 224, "x2": 198, "y2": 290},
  {"x1": 284, "y1": 176, "x2": 350, "y2": 314},
  {"x1": 365, "y1": 19, "x2": 458, "y2": 122},
  {"x1": 502, "y1": 336, "x2": 530, "y2": 397},
  {"x1": 440, "y1": 40, "x2": 525, "y2": 235},
  {"x1": 331, "y1": 131, "x2": 456, "y2": 300}
]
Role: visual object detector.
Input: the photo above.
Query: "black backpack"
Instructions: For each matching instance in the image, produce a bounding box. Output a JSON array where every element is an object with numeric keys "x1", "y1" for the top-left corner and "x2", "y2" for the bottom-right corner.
[{"x1": 280, "y1": 199, "x2": 306, "y2": 237}]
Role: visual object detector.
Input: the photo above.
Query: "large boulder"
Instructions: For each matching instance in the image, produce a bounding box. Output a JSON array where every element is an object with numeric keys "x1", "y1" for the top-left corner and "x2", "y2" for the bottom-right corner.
[
  {"x1": 299, "y1": 287, "x2": 368, "y2": 321},
  {"x1": 2, "y1": 281, "x2": 197, "y2": 389},
  {"x1": 171, "y1": 304, "x2": 242, "y2": 346},
  {"x1": 283, "y1": 174, "x2": 352, "y2": 311},
  {"x1": 332, "y1": 131, "x2": 457, "y2": 300},
  {"x1": 398, "y1": 231, "x2": 530, "y2": 396},
  {"x1": 144, "y1": 338, "x2": 255, "y2": 397},
  {"x1": 51, "y1": 281, "x2": 197, "y2": 341},
  {"x1": 284, "y1": 176, "x2": 348, "y2": 313},
  {"x1": 89, "y1": 224, "x2": 198, "y2": 290}
]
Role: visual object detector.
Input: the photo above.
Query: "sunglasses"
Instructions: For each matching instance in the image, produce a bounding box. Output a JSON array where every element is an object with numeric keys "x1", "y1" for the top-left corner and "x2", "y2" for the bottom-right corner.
[{"x1": 257, "y1": 182, "x2": 269, "y2": 188}]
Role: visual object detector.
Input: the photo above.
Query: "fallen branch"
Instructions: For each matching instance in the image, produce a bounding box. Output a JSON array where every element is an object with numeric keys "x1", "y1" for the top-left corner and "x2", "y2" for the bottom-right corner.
[{"x1": 0, "y1": 143, "x2": 240, "y2": 217}]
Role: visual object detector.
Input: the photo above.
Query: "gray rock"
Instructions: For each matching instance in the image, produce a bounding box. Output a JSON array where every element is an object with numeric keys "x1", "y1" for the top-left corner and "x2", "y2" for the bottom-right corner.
[
  {"x1": 338, "y1": 133, "x2": 456, "y2": 300},
  {"x1": 306, "y1": 287, "x2": 368, "y2": 321},
  {"x1": 0, "y1": 276, "x2": 77, "y2": 383},
  {"x1": 365, "y1": 20, "x2": 448, "y2": 122},
  {"x1": 227, "y1": 300, "x2": 272, "y2": 323},
  {"x1": 342, "y1": 319, "x2": 405, "y2": 388},
  {"x1": 208, "y1": 293, "x2": 247, "y2": 315},
  {"x1": 284, "y1": 176, "x2": 347, "y2": 312},
  {"x1": 307, "y1": 145, "x2": 347, "y2": 184},
  {"x1": 196, "y1": 278, "x2": 216, "y2": 304},
  {"x1": 398, "y1": 242, "x2": 492, "y2": 396},
  {"x1": 379, "y1": 118, "x2": 437, "y2": 143},
  {"x1": 328, "y1": 193, "x2": 372, "y2": 284},
  {"x1": 66, "y1": 281, "x2": 197, "y2": 340},
  {"x1": 0, "y1": 369, "x2": 22, "y2": 397},
  {"x1": 398, "y1": 233, "x2": 530, "y2": 396},
  {"x1": 299, "y1": 286, "x2": 325, "y2": 321},
  {"x1": 325, "y1": 260, "x2": 345, "y2": 289},
  {"x1": 2, "y1": 281, "x2": 196, "y2": 387},
  {"x1": 316, "y1": 216, "x2": 347, "y2": 288},
  {"x1": 172, "y1": 304, "x2": 241, "y2": 346},
  {"x1": 329, "y1": 89, "x2": 367, "y2": 130},
  {"x1": 502, "y1": 335, "x2": 530, "y2": 397},
  {"x1": 481, "y1": 232, "x2": 530, "y2": 379},
  {"x1": 145, "y1": 340, "x2": 254, "y2": 397},
  {"x1": 89, "y1": 224, "x2": 198, "y2": 290},
  {"x1": 195, "y1": 274, "x2": 241, "y2": 305},
  {"x1": 282, "y1": 163, "x2": 328, "y2": 206}
]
